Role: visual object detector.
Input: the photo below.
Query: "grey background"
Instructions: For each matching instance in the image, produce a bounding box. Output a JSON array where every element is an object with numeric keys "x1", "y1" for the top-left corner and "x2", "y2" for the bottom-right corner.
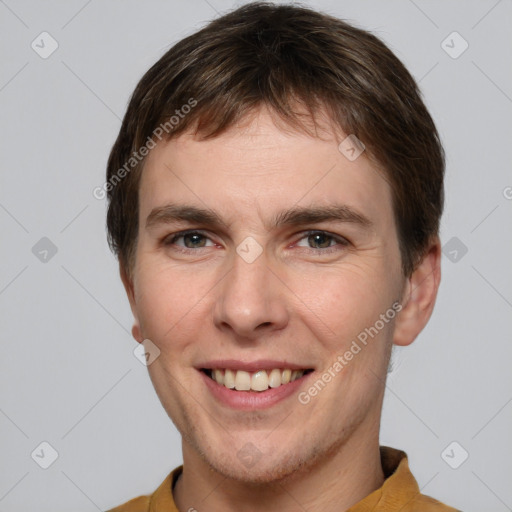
[{"x1": 1, "y1": 0, "x2": 511, "y2": 510}]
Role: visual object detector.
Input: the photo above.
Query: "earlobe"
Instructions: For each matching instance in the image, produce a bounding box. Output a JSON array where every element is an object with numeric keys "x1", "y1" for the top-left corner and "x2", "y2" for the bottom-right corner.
[
  {"x1": 393, "y1": 239, "x2": 441, "y2": 347},
  {"x1": 131, "y1": 324, "x2": 143, "y2": 344},
  {"x1": 119, "y1": 262, "x2": 144, "y2": 344}
]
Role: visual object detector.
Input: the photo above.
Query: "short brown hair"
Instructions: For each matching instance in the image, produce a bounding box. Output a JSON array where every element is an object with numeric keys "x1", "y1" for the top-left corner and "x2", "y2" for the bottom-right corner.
[{"x1": 105, "y1": 1, "x2": 444, "y2": 278}]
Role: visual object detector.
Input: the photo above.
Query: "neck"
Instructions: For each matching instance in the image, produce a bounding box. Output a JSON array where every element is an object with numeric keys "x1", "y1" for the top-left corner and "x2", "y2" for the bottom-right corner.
[{"x1": 173, "y1": 433, "x2": 384, "y2": 512}]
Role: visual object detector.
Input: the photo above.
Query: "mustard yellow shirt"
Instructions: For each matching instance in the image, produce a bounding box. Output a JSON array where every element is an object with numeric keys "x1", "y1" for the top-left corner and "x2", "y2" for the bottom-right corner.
[{"x1": 106, "y1": 447, "x2": 459, "y2": 512}]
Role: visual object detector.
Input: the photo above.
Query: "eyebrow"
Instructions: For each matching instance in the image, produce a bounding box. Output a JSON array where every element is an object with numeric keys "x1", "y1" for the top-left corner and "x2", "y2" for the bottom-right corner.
[{"x1": 145, "y1": 203, "x2": 373, "y2": 231}]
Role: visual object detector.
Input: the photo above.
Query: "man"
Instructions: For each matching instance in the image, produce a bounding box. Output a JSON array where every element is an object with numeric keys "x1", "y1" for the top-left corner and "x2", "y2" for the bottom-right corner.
[{"x1": 104, "y1": 2, "x2": 458, "y2": 511}]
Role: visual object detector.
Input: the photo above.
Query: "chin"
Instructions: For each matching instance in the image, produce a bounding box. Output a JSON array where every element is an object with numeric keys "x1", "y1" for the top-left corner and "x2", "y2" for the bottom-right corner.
[
  {"x1": 194, "y1": 431, "x2": 339, "y2": 486},
  {"x1": 206, "y1": 450, "x2": 310, "y2": 485}
]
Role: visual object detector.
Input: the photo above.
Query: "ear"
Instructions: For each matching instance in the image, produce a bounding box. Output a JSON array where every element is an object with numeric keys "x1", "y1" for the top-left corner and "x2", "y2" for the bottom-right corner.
[
  {"x1": 119, "y1": 261, "x2": 144, "y2": 344},
  {"x1": 393, "y1": 238, "x2": 441, "y2": 347}
]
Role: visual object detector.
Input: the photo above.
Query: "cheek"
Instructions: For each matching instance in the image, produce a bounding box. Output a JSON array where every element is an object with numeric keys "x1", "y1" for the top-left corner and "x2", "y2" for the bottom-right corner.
[
  {"x1": 134, "y1": 264, "x2": 210, "y2": 343},
  {"x1": 289, "y1": 262, "x2": 396, "y2": 345}
]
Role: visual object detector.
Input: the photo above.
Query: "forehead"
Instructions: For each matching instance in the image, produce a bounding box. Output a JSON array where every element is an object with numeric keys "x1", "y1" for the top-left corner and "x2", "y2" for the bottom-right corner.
[{"x1": 138, "y1": 108, "x2": 394, "y2": 230}]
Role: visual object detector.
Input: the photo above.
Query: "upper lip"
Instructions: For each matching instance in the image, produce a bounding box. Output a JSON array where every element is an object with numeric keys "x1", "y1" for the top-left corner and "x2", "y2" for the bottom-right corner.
[{"x1": 197, "y1": 359, "x2": 314, "y2": 372}]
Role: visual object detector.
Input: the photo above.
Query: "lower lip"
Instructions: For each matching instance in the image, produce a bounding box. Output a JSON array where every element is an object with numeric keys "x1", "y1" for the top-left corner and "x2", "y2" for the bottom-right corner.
[{"x1": 199, "y1": 370, "x2": 313, "y2": 410}]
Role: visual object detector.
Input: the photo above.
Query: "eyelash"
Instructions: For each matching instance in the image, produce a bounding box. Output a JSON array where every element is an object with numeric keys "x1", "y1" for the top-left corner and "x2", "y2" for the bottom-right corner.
[{"x1": 163, "y1": 229, "x2": 349, "y2": 255}]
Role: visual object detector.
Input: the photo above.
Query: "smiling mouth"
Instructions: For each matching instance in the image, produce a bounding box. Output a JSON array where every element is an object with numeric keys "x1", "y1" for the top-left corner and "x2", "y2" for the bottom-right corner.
[{"x1": 201, "y1": 368, "x2": 314, "y2": 392}]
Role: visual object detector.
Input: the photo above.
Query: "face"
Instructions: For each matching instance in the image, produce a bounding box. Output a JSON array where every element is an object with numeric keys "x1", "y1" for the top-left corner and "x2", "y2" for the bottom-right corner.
[{"x1": 123, "y1": 107, "x2": 413, "y2": 483}]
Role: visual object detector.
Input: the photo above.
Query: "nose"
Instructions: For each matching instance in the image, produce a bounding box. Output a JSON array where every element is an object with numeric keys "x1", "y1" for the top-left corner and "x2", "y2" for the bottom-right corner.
[{"x1": 213, "y1": 249, "x2": 289, "y2": 341}]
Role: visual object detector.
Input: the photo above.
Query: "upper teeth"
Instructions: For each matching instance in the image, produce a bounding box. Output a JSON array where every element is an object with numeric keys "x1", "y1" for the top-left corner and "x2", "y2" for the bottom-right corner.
[{"x1": 210, "y1": 369, "x2": 306, "y2": 392}]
